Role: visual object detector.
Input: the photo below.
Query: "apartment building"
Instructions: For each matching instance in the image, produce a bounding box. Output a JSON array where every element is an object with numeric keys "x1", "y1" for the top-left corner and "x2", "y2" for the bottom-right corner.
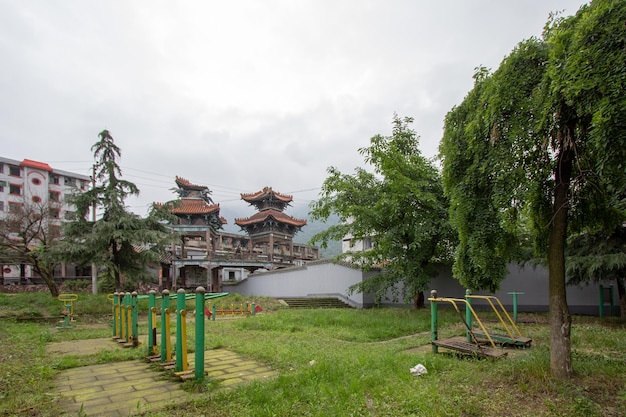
[{"x1": 0, "y1": 157, "x2": 90, "y2": 282}]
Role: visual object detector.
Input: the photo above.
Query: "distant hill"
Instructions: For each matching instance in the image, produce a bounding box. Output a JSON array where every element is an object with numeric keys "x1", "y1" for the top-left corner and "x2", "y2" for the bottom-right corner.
[{"x1": 293, "y1": 214, "x2": 342, "y2": 259}]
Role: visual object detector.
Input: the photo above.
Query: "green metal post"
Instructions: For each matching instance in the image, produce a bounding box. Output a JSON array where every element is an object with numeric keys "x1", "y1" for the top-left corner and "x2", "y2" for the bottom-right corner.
[
  {"x1": 124, "y1": 292, "x2": 131, "y2": 343},
  {"x1": 118, "y1": 292, "x2": 124, "y2": 339},
  {"x1": 599, "y1": 284, "x2": 605, "y2": 318},
  {"x1": 507, "y1": 292, "x2": 524, "y2": 322},
  {"x1": 212, "y1": 304, "x2": 216, "y2": 321},
  {"x1": 148, "y1": 290, "x2": 156, "y2": 355},
  {"x1": 160, "y1": 289, "x2": 170, "y2": 362},
  {"x1": 465, "y1": 289, "x2": 472, "y2": 343},
  {"x1": 112, "y1": 292, "x2": 118, "y2": 337},
  {"x1": 176, "y1": 288, "x2": 186, "y2": 372},
  {"x1": 430, "y1": 289, "x2": 438, "y2": 354},
  {"x1": 252, "y1": 302, "x2": 256, "y2": 316},
  {"x1": 131, "y1": 291, "x2": 139, "y2": 347},
  {"x1": 195, "y1": 287, "x2": 206, "y2": 381}
]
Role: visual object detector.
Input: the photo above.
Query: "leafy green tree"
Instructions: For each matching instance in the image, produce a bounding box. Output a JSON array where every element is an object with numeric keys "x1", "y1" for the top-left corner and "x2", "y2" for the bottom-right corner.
[
  {"x1": 310, "y1": 115, "x2": 455, "y2": 306},
  {"x1": 566, "y1": 226, "x2": 626, "y2": 318},
  {"x1": 60, "y1": 130, "x2": 175, "y2": 292},
  {"x1": 0, "y1": 201, "x2": 61, "y2": 296},
  {"x1": 440, "y1": 0, "x2": 625, "y2": 378}
]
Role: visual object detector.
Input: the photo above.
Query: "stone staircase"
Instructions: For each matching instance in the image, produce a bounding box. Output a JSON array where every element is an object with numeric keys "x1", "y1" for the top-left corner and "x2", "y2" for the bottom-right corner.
[{"x1": 280, "y1": 297, "x2": 354, "y2": 309}]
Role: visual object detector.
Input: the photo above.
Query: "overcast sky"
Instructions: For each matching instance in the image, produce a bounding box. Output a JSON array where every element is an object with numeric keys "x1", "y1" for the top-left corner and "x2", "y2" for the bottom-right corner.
[{"x1": 0, "y1": 0, "x2": 586, "y2": 221}]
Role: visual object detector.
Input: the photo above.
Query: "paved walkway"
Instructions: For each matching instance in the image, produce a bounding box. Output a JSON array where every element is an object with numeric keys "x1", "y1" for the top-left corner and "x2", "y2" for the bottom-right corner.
[{"x1": 53, "y1": 339, "x2": 276, "y2": 416}]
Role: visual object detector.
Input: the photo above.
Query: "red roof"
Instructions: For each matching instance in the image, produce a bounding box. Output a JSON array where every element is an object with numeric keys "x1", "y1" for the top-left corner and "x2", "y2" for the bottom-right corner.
[
  {"x1": 235, "y1": 209, "x2": 306, "y2": 227},
  {"x1": 20, "y1": 159, "x2": 53, "y2": 172},
  {"x1": 175, "y1": 176, "x2": 207, "y2": 191},
  {"x1": 240, "y1": 187, "x2": 293, "y2": 203},
  {"x1": 171, "y1": 199, "x2": 220, "y2": 215}
]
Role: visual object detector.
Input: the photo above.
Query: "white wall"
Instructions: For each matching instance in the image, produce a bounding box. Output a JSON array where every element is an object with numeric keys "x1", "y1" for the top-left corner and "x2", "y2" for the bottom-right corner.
[
  {"x1": 225, "y1": 260, "x2": 376, "y2": 307},
  {"x1": 224, "y1": 261, "x2": 615, "y2": 315}
]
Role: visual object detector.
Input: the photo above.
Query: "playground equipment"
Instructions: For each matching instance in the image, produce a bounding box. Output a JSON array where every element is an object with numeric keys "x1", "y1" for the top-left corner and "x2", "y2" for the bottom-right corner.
[
  {"x1": 206, "y1": 301, "x2": 258, "y2": 320},
  {"x1": 144, "y1": 288, "x2": 230, "y2": 381},
  {"x1": 465, "y1": 290, "x2": 532, "y2": 347},
  {"x1": 111, "y1": 292, "x2": 140, "y2": 347},
  {"x1": 429, "y1": 289, "x2": 507, "y2": 358},
  {"x1": 57, "y1": 293, "x2": 78, "y2": 329}
]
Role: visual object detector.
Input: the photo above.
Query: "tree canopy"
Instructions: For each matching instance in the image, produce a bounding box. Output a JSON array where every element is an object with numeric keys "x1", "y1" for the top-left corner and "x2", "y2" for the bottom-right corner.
[
  {"x1": 439, "y1": 0, "x2": 625, "y2": 378},
  {"x1": 310, "y1": 115, "x2": 455, "y2": 305},
  {"x1": 60, "y1": 130, "x2": 175, "y2": 292},
  {"x1": 0, "y1": 201, "x2": 62, "y2": 296}
]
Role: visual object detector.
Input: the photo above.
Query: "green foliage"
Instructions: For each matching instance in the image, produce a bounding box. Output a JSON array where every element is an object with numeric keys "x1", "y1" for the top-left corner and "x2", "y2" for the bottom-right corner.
[
  {"x1": 1, "y1": 298, "x2": 625, "y2": 417},
  {"x1": 440, "y1": 0, "x2": 626, "y2": 377},
  {"x1": 440, "y1": 0, "x2": 625, "y2": 293},
  {"x1": 58, "y1": 130, "x2": 177, "y2": 291},
  {"x1": 310, "y1": 115, "x2": 455, "y2": 303}
]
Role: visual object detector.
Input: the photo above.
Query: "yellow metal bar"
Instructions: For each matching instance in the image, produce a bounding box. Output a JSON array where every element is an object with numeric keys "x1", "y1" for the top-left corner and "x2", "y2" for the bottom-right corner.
[
  {"x1": 180, "y1": 310, "x2": 188, "y2": 371},
  {"x1": 429, "y1": 297, "x2": 498, "y2": 350},
  {"x1": 126, "y1": 305, "x2": 132, "y2": 343},
  {"x1": 466, "y1": 295, "x2": 523, "y2": 337},
  {"x1": 150, "y1": 307, "x2": 158, "y2": 355},
  {"x1": 164, "y1": 308, "x2": 172, "y2": 362}
]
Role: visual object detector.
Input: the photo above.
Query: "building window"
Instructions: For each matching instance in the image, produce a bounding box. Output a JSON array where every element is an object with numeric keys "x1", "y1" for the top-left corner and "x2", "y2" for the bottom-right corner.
[
  {"x1": 363, "y1": 237, "x2": 372, "y2": 250},
  {"x1": 31, "y1": 178, "x2": 42, "y2": 185},
  {"x1": 32, "y1": 196, "x2": 42, "y2": 203},
  {"x1": 0, "y1": 201, "x2": 4, "y2": 211},
  {"x1": 49, "y1": 191, "x2": 60, "y2": 201},
  {"x1": 64, "y1": 177, "x2": 75, "y2": 186},
  {"x1": 49, "y1": 208, "x2": 60, "y2": 218},
  {"x1": 8, "y1": 202, "x2": 22, "y2": 212},
  {"x1": 80, "y1": 181, "x2": 88, "y2": 190},
  {"x1": 50, "y1": 175, "x2": 59, "y2": 185},
  {"x1": 9, "y1": 184, "x2": 21, "y2": 195},
  {"x1": 8, "y1": 165, "x2": 20, "y2": 177},
  {"x1": 0, "y1": 163, "x2": 3, "y2": 173}
]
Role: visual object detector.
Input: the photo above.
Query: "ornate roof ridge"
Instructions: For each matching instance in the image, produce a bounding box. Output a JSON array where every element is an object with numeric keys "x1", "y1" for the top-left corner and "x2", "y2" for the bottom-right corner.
[
  {"x1": 175, "y1": 176, "x2": 207, "y2": 190},
  {"x1": 240, "y1": 186, "x2": 293, "y2": 203},
  {"x1": 234, "y1": 208, "x2": 306, "y2": 227}
]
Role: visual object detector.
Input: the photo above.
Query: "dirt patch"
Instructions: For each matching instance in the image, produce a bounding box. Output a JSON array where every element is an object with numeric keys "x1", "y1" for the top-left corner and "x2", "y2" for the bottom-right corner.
[{"x1": 46, "y1": 337, "x2": 119, "y2": 356}]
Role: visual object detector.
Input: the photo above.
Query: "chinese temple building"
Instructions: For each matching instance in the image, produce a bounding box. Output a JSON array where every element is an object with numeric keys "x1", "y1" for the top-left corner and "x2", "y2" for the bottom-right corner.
[
  {"x1": 163, "y1": 180, "x2": 319, "y2": 292},
  {"x1": 235, "y1": 187, "x2": 308, "y2": 262}
]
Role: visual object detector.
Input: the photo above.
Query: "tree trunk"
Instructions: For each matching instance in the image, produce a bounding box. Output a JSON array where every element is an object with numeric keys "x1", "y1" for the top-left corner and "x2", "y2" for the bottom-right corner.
[
  {"x1": 616, "y1": 277, "x2": 626, "y2": 320},
  {"x1": 547, "y1": 132, "x2": 574, "y2": 379},
  {"x1": 413, "y1": 291, "x2": 425, "y2": 309},
  {"x1": 33, "y1": 265, "x2": 59, "y2": 297}
]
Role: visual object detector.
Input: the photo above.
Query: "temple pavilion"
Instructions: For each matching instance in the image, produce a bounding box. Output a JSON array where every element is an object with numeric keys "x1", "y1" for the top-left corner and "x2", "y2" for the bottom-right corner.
[
  {"x1": 235, "y1": 187, "x2": 308, "y2": 262},
  {"x1": 162, "y1": 180, "x2": 319, "y2": 291}
]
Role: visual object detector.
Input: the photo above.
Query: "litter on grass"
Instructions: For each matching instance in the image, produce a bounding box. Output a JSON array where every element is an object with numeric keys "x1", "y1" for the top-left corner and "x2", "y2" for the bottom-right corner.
[{"x1": 410, "y1": 364, "x2": 427, "y2": 376}]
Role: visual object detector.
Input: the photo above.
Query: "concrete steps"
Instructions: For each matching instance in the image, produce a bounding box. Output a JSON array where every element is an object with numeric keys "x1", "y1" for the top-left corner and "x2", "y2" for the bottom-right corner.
[{"x1": 280, "y1": 297, "x2": 354, "y2": 309}]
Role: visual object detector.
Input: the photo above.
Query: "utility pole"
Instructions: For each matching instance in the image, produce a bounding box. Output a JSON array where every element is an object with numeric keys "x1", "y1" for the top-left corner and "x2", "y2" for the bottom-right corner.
[{"x1": 91, "y1": 165, "x2": 98, "y2": 294}]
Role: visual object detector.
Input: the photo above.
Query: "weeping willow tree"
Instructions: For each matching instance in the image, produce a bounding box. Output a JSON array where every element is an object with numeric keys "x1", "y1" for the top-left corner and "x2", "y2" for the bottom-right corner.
[{"x1": 440, "y1": 0, "x2": 625, "y2": 378}]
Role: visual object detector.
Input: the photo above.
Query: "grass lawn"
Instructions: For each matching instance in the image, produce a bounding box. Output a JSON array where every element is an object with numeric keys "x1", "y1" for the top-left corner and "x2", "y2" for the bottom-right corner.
[{"x1": 0, "y1": 292, "x2": 624, "y2": 416}]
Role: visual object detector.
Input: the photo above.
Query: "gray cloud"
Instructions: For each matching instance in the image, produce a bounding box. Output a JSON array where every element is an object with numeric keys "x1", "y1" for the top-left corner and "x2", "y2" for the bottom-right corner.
[{"x1": 0, "y1": 0, "x2": 586, "y2": 221}]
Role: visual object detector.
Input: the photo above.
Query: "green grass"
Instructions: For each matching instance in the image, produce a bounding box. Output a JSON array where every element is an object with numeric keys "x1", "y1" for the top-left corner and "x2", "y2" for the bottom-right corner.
[{"x1": 0, "y1": 293, "x2": 624, "y2": 417}]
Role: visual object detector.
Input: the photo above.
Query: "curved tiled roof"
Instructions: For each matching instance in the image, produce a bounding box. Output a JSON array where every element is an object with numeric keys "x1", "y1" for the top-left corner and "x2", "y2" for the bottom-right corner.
[
  {"x1": 175, "y1": 176, "x2": 207, "y2": 191},
  {"x1": 171, "y1": 199, "x2": 220, "y2": 215},
  {"x1": 240, "y1": 186, "x2": 293, "y2": 203},
  {"x1": 234, "y1": 209, "x2": 306, "y2": 227}
]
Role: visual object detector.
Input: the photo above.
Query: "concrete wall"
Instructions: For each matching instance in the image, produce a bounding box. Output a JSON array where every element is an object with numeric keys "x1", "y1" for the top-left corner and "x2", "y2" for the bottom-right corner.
[
  {"x1": 225, "y1": 260, "x2": 618, "y2": 315},
  {"x1": 224, "y1": 260, "x2": 377, "y2": 308}
]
